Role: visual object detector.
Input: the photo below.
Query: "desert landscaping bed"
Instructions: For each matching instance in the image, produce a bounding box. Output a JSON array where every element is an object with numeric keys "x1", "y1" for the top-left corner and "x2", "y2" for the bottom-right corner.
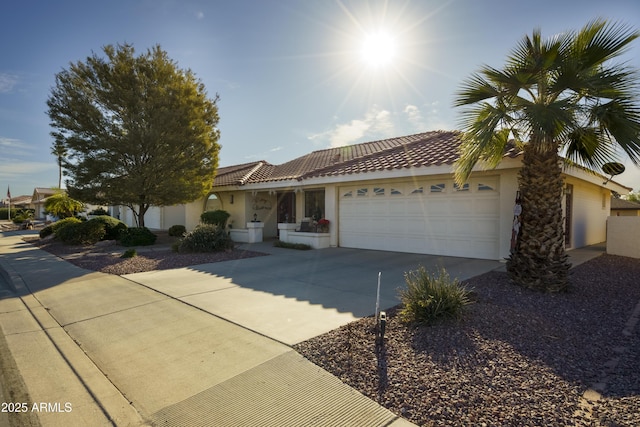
[
  {"x1": 295, "y1": 255, "x2": 640, "y2": 426},
  {"x1": 26, "y1": 234, "x2": 268, "y2": 275}
]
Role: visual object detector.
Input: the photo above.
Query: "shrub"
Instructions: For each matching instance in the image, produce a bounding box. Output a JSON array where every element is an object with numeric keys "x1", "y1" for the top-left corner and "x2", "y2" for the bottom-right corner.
[
  {"x1": 88, "y1": 215, "x2": 127, "y2": 240},
  {"x1": 168, "y1": 224, "x2": 186, "y2": 237},
  {"x1": 398, "y1": 266, "x2": 473, "y2": 325},
  {"x1": 177, "y1": 224, "x2": 233, "y2": 253},
  {"x1": 118, "y1": 227, "x2": 157, "y2": 247},
  {"x1": 40, "y1": 224, "x2": 54, "y2": 238},
  {"x1": 56, "y1": 220, "x2": 106, "y2": 245},
  {"x1": 200, "y1": 210, "x2": 230, "y2": 228},
  {"x1": 88, "y1": 207, "x2": 109, "y2": 216},
  {"x1": 51, "y1": 217, "x2": 82, "y2": 235},
  {"x1": 273, "y1": 240, "x2": 312, "y2": 250},
  {"x1": 121, "y1": 249, "x2": 137, "y2": 258}
]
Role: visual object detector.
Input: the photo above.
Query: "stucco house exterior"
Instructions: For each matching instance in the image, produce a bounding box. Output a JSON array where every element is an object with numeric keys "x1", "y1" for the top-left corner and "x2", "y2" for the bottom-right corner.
[
  {"x1": 30, "y1": 187, "x2": 58, "y2": 219},
  {"x1": 116, "y1": 131, "x2": 630, "y2": 260}
]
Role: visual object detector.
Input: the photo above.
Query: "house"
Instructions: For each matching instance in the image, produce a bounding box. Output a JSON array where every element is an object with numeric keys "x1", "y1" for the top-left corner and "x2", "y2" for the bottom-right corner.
[
  {"x1": 30, "y1": 187, "x2": 58, "y2": 219},
  {"x1": 205, "y1": 131, "x2": 629, "y2": 260},
  {"x1": 1, "y1": 194, "x2": 31, "y2": 209},
  {"x1": 116, "y1": 131, "x2": 630, "y2": 260},
  {"x1": 610, "y1": 197, "x2": 640, "y2": 216}
]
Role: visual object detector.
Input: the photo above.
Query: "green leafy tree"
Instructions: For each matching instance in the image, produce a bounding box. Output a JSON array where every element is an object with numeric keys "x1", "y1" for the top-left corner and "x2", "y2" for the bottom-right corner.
[
  {"x1": 627, "y1": 191, "x2": 640, "y2": 202},
  {"x1": 454, "y1": 20, "x2": 640, "y2": 292},
  {"x1": 46, "y1": 43, "x2": 221, "y2": 227},
  {"x1": 44, "y1": 192, "x2": 85, "y2": 219}
]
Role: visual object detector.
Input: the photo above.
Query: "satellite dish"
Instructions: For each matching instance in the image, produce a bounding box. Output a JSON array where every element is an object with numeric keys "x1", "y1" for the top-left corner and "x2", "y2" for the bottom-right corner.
[{"x1": 602, "y1": 162, "x2": 625, "y2": 185}]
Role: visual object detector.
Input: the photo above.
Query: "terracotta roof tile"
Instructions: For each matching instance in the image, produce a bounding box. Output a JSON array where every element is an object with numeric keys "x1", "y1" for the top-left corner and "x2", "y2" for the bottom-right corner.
[{"x1": 213, "y1": 131, "x2": 523, "y2": 187}]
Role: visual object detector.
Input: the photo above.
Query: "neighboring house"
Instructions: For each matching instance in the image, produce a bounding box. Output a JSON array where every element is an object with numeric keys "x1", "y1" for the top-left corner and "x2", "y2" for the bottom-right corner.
[
  {"x1": 610, "y1": 197, "x2": 640, "y2": 216},
  {"x1": 116, "y1": 131, "x2": 630, "y2": 260},
  {"x1": 1, "y1": 195, "x2": 32, "y2": 209},
  {"x1": 29, "y1": 188, "x2": 58, "y2": 219}
]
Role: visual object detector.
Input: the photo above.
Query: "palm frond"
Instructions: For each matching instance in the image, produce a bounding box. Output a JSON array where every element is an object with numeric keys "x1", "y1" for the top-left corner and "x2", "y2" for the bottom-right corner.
[
  {"x1": 574, "y1": 19, "x2": 639, "y2": 68},
  {"x1": 563, "y1": 127, "x2": 617, "y2": 169},
  {"x1": 454, "y1": 72, "x2": 501, "y2": 107}
]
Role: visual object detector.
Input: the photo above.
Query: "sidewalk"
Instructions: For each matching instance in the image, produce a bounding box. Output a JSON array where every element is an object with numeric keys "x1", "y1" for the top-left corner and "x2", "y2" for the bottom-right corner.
[{"x1": 0, "y1": 232, "x2": 417, "y2": 426}]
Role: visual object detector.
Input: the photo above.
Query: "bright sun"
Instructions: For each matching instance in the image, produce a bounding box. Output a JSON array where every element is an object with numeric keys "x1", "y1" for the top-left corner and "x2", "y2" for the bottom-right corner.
[{"x1": 360, "y1": 31, "x2": 397, "y2": 67}]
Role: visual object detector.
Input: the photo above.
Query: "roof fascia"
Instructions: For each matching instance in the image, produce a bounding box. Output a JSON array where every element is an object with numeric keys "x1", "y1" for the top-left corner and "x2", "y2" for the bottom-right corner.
[{"x1": 563, "y1": 164, "x2": 631, "y2": 194}]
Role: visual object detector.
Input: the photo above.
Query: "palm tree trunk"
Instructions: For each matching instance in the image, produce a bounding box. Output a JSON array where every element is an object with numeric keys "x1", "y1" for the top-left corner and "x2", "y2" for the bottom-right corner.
[{"x1": 506, "y1": 148, "x2": 571, "y2": 292}]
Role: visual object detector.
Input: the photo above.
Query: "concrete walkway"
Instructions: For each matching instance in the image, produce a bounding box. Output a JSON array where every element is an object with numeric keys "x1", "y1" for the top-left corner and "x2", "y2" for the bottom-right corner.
[{"x1": 0, "y1": 232, "x2": 604, "y2": 426}]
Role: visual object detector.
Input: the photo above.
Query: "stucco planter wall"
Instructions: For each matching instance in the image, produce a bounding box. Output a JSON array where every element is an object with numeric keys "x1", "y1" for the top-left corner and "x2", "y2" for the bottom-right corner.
[
  {"x1": 278, "y1": 223, "x2": 329, "y2": 249},
  {"x1": 230, "y1": 221, "x2": 264, "y2": 243}
]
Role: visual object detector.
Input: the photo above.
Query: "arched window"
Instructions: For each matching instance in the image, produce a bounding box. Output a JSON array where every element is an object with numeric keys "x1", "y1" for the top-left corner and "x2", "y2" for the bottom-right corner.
[{"x1": 204, "y1": 193, "x2": 222, "y2": 211}]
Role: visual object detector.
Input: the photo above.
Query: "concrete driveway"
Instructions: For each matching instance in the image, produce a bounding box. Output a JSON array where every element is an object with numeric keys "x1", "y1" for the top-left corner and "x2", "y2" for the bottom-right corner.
[{"x1": 125, "y1": 241, "x2": 504, "y2": 345}]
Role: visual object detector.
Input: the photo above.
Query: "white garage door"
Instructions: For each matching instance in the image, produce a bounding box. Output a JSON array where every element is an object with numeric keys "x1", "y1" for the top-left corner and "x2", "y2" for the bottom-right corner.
[{"x1": 338, "y1": 178, "x2": 500, "y2": 259}]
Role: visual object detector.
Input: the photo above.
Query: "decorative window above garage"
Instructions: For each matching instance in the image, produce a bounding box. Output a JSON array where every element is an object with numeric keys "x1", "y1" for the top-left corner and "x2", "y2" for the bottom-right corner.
[
  {"x1": 390, "y1": 188, "x2": 402, "y2": 195},
  {"x1": 454, "y1": 183, "x2": 470, "y2": 192},
  {"x1": 343, "y1": 190, "x2": 353, "y2": 198},
  {"x1": 477, "y1": 183, "x2": 495, "y2": 191},
  {"x1": 357, "y1": 188, "x2": 368, "y2": 197},
  {"x1": 373, "y1": 187, "x2": 385, "y2": 196},
  {"x1": 411, "y1": 187, "x2": 424, "y2": 194},
  {"x1": 430, "y1": 183, "x2": 445, "y2": 193}
]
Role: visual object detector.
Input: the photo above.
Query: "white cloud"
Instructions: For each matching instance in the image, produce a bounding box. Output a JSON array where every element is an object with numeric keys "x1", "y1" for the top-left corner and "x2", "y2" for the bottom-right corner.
[
  {"x1": 0, "y1": 137, "x2": 30, "y2": 156},
  {"x1": 404, "y1": 104, "x2": 425, "y2": 130},
  {"x1": 0, "y1": 74, "x2": 18, "y2": 93},
  {"x1": 308, "y1": 104, "x2": 395, "y2": 148},
  {"x1": 0, "y1": 160, "x2": 55, "y2": 176}
]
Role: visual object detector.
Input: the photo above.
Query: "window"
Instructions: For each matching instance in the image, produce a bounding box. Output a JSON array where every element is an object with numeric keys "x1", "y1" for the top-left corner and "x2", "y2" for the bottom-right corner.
[
  {"x1": 454, "y1": 183, "x2": 469, "y2": 192},
  {"x1": 411, "y1": 187, "x2": 424, "y2": 194},
  {"x1": 357, "y1": 188, "x2": 368, "y2": 197},
  {"x1": 305, "y1": 189, "x2": 325, "y2": 220},
  {"x1": 478, "y1": 183, "x2": 495, "y2": 191},
  {"x1": 343, "y1": 190, "x2": 353, "y2": 198},
  {"x1": 390, "y1": 188, "x2": 402, "y2": 195},
  {"x1": 373, "y1": 187, "x2": 385, "y2": 196},
  {"x1": 430, "y1": 183, "x2": 445, "y2": 193}
]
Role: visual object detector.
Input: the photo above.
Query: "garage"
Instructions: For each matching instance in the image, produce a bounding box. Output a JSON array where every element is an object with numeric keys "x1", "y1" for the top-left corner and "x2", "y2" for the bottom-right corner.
[{"x1": 338, "y1": 177, "x2": 500, "y2": 259}]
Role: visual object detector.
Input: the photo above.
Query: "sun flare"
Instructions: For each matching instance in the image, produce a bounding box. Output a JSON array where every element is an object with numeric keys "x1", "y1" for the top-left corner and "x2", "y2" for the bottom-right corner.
[{"x1": 360, "y1": 31, "x2": 397, "y2": 67}]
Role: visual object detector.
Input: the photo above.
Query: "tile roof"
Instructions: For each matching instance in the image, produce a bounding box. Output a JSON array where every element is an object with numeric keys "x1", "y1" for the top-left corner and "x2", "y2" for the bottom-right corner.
[
  {"x1": 611, "y1": 197, "x2": 640, "y2": 210},
  {"x1": 213, "y1": 131, "x2": 522, "y2": 187}
]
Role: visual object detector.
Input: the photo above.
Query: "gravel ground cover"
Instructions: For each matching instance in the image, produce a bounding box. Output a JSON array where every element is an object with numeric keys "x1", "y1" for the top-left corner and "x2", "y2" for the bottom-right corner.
[
  {"x1": 294, "y1": 255, "x2": 640, "y2": 426},
  {"x1": 27, "y1": 234, "x2": 268, "y2": 275}
]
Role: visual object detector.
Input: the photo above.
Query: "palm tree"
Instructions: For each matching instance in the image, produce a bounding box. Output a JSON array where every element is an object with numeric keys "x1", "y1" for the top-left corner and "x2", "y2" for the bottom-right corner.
[
  {"x1": 51, "y1": 137, "x2": 67, "y2": 189},
  {"x1": 44, "y1": 192, "x2": 84, "y2": 219},
  {"x1": 454, "y1": 19, "x2": 640, "y2": 292}
]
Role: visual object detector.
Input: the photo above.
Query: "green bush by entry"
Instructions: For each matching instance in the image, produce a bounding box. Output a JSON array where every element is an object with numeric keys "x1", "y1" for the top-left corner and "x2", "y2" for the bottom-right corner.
[
  {"x1": 398, "y1": 266, "x2": 473, "y2": 325},
  {"x1": 177, "y1": 224, "x2": 233, "y2": 253},
  {"x1": 168, "y1": 224, "x2": 187, "y2": 237},
  {"x1": 200, "y1": 210, "x2": 230, "y2": 228},
  {"x1": 118, "y1": 227, "x2": 157, "y2": 247},
  {"x1": 56, "y1": 220, "x2": 106, "y2": 245}
]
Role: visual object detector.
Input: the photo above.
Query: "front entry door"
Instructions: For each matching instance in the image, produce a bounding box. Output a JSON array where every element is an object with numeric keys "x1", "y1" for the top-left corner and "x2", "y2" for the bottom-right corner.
[{"x1": 277, "y1": 192, "x2": 296, "y2": 224}]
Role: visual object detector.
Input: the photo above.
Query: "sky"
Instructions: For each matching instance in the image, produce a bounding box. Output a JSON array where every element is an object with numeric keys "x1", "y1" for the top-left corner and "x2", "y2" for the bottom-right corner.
[{"x1": 2, "y1": 0, "x2": 640, "y2": 198}]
